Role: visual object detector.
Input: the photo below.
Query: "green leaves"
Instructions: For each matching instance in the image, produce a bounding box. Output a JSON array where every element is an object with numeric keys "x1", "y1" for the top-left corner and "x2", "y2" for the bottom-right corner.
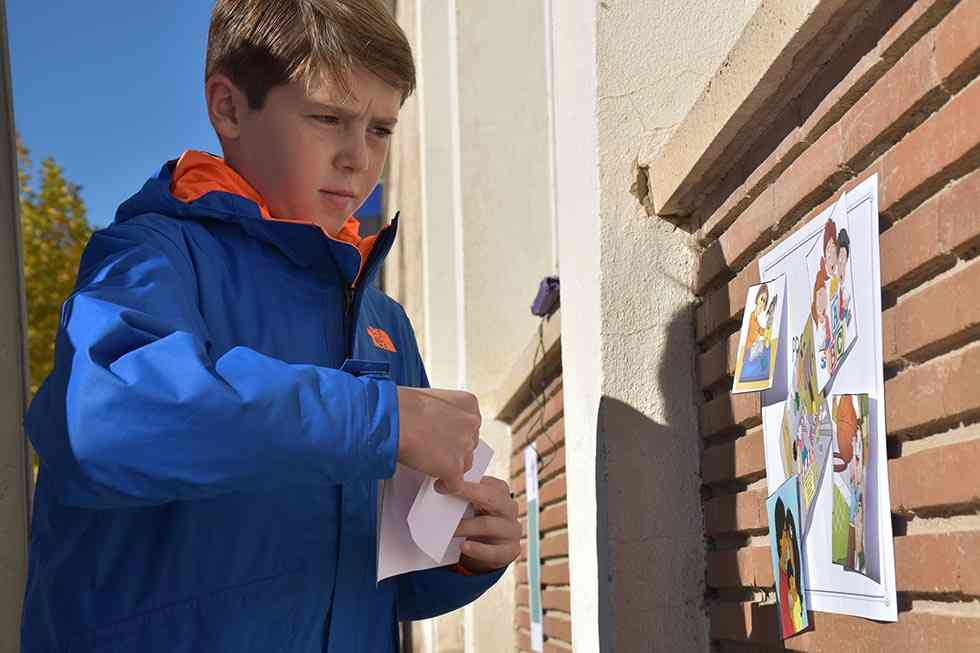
[{"x1": 17, "y1": 135, "x2": 92, "y2": 397}]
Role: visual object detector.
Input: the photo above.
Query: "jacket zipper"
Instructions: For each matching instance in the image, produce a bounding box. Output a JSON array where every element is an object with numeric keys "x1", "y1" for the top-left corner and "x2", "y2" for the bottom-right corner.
[{"x1": 344, "y1": 284, "x2": 356, "y2": 358}]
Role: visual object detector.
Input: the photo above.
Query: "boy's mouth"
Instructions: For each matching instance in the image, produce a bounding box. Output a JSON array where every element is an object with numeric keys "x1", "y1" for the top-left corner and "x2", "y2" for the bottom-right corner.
[{"x1": 320, "y1": 189, "x2": 356, "y2": 212}]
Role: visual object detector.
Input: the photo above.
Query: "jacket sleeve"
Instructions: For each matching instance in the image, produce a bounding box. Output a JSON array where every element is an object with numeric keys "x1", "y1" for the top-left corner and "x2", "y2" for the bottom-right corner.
[
  {"x1": 26, "y1": 223, "x2": 400, "y2": 508},
  {"x1": 394, "y1": 343, "x2": 508, "y2": 620}
]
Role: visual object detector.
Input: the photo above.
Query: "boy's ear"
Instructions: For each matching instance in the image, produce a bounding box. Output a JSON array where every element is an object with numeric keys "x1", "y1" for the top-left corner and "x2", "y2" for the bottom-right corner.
[{"x1": 206, "y1": 74, "x2": 246, "y2": 141}]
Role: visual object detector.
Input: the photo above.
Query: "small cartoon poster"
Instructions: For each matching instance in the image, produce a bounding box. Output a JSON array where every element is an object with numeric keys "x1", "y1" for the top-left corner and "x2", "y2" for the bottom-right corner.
[
  {"x1": 804, "y1": 207, "x2": 859, "y2": 393},
  {"x1": 759, "y1": 176, "x2": 896, "y2": 621},
  {"x1": 767, "y1": 476, "x2": 810, "y2": 639},
  {"x1": 777, "y1": 317, "x2": 833, "y2": 537},
  {"x1": 830, "y1": 394, "x2": 878, "y2": 581},
  {"x1": 732, "y1": 275, "x2": 786, "y2": 394}
]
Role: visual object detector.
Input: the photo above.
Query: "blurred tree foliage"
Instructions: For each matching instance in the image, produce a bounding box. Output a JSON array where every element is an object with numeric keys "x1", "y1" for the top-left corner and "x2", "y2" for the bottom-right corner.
[{"x1": 17, "y1": 135, "x2": 92, "y2": 397}]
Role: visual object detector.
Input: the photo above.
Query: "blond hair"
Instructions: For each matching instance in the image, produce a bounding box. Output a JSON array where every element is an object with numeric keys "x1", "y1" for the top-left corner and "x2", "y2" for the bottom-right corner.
[{"x1": 206, "y1": 0, "x2": 415, "y2": 109}]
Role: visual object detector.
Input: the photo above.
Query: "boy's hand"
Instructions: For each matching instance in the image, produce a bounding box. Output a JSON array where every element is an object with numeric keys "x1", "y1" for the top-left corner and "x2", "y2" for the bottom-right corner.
[
  {"x1": 453, "y1": 477, "x2": 521, "y2": 573},
  {"x1": 396, "y1": 386, "x2": 481, "y2": 494}
]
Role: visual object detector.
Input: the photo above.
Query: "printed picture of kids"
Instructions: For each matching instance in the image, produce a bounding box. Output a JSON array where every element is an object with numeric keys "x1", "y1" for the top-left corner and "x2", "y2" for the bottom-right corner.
[
  {"x1": 831, "y1": 393, "x2": 877, "y2": 580},
  {"x1": 767, "y1": 477, "x2": 810, "y2": 639},
  {"x1": 732, "y1": 275, "x2": 786, "y2": 394},
  {"x1": 778, "y1": 316, "x2": 833, "y2": 536},
  {"x1": 806, "y1": 212, "x2": 859, "y2": 394}
]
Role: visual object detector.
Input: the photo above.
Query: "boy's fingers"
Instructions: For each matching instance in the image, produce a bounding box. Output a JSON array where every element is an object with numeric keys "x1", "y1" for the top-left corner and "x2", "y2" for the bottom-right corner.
[
  {"x1": 454, "y1": 515, "x2": 521, "y2": 540},
  {"x1": 461, "y1": 540, "x2": 520, "y2": 568},
  {"x1": 456, "y1": 478, "x2": 517, "y2": 517}
]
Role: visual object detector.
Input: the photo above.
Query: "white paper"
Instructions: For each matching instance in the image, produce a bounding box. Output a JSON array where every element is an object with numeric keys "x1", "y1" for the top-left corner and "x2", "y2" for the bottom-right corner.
[
  {"x1": 377, "y1": 439, "x2": 494, "y2": 582},
  {"x1": 759, "y1": 175, "x2": 896, "y2": 621},
  {"x1": 408, "y1": 441, "x2": 494, "y2": 562}
]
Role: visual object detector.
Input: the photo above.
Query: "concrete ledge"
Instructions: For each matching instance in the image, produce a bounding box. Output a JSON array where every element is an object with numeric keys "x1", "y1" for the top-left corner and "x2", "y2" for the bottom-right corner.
[
  {"x1": 650, "y1": 0, "x2": 855, "y2": 217},
  {"x1": 493, "y1": 310, "x2": 561, "y2": 424}
]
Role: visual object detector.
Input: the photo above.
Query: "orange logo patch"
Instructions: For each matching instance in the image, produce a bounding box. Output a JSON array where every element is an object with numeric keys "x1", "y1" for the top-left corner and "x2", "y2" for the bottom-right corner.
[{"x1": 367, "y1": 327, "x2": 397, "y2": 352}]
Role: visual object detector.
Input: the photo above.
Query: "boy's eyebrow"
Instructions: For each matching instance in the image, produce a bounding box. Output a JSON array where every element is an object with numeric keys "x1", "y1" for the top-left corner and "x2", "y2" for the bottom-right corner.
[{"x1": 311, "y1": 102, "x2": 398, "y2": 126}]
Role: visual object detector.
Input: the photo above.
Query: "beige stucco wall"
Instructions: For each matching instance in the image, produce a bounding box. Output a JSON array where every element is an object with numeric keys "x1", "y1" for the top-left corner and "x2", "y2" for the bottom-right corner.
[
  {"x1": 556, "y1": 1, "x2": 762, "y2": 650},
  {"x1": 387, "y1": 1, "x2": 554, "y2": 652},
  {"x1": 0, "y1": 2, "x2": 32, "y2": 650}
]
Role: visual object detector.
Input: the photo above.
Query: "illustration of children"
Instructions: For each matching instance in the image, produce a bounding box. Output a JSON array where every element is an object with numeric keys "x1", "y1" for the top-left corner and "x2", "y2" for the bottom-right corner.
[
  {"x1": 836, "y1": 228, "x2": 852, "y2": 325},
  {"x1": 775, "y1": 498, "x2": 806, "y2": 637},
  {"x1": 821, "y1": 219, "x2": 840, "y2": 295},
  {"x1": 811, "y1": 269, "x2": 835, "y2": 370},
  {"x1": 832, "y1": 395, "x2": 866, "y2": 573},
  {"x1": 738, "y1": 283, "x2": 778, "y2": 383}
]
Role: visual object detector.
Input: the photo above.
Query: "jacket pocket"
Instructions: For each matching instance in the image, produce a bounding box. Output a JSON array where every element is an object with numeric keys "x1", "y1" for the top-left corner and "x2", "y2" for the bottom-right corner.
[{"x1": 72, "y1": 569, "x2": 306, "y2": 653}]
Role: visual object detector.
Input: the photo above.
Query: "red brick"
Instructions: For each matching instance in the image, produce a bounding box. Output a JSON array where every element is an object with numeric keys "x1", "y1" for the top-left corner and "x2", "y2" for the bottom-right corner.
[
  {"x1": 841, "y1": 30, "x2": 939, "y2": 167},
  {"x1": 513, "y1": 418, "x2": 565, "y2": 478},
  {"x1": 889, "y1": 257, "x2": 980, "y2": 361},
  {"x1": 702, "y1": 427, "x2": 766, "y2": 485},
  {"x1": 542, "y1": 589, "x2": 570, "y2": 612},
  {"x1": 511, "y1": 375, "x2": 563, "y2": 432},
  {"x1": 544, "y1": 615, "x2": 572, "y2": 643},
  {"x1": 700, "y1": 179, "x2": 750, "y2": 240},
  {"x1": 890, "y1": 438, "x2": 980, "y2": 514},
  {"x1": 698, "y1": 330, "x2": 739, "y2": 390},
  {"x1": 886, "y1": 342, "x2": 980, "y2": 436},
  {"x1": 706, "y1": 546, "x2": 773, "y2": 589},
  {"x1": 539, "y1": 474, "x2": 567, "y2": 506},
  {"x1": 934, "y1": 0, "x2": 980, "y2": 87},
  {"x1": 516, "y1": 629, "x2": 531, "y2": 650},
  {"x1": 715, "y1": 186, "x2": 777, "y2": 279},
  {"x1": 540, "y1": 532, "x2": 568, "y2": 560},
  {"x1": 712, "y1": 603, "x2": 980, "y2": 648},
  {"x1": 512, "y1": 390, "x2": 564, "y2": 451},
  {"x1": 704, "y1": 489, "x2": 768, "y2": 536},
  {"x1": 880, "y1": 0, "x2": 953, "y2": 59},
  {"x1": 701, "y1": 392, "x2": 761, "y2": 439},
  {"x1": 800, "y1": 46, "x2": 882, "y2": 144},
  {"x1": 773, "y1": 122, "x2": 846, "y2": 227},
  {"x1": 939, "y1": 167, "x2": 980, "y2": 256},
  {"x1": 895, "y1": 531, "x2": 980, "y2": 595},
  {"x1": 880, "y1": 73, "x2": 980, "y2": 219},
  {"x1": 540, "y1": 502, "x2": 567, "y2": 533},
  {"x1": 540, "y1": 560, "x2": 570, "y2": 586},
  {"x1": 879, "y1": 197, "x2": 946, "y2": 291}
]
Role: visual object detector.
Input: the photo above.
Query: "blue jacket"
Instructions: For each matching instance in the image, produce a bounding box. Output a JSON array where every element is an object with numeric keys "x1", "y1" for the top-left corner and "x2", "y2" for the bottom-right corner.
[{"x1": 21, "y1": 156, "x2": 503, "y2": 653}]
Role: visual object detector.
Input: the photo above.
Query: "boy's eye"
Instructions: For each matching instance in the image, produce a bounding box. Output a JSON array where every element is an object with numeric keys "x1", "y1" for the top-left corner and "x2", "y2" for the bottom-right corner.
[
  {"x1": 312, "y1": 115, "x2": 339, "y2": 125},
  {"x1": 370, "y1": 126, "x2": 394, "y2": 138}
]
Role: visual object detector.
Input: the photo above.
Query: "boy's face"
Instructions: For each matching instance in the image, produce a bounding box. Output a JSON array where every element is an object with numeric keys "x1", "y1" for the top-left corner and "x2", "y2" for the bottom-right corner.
[{"x1": 208, "y1": 66, "x2": 401, "y2": 233}]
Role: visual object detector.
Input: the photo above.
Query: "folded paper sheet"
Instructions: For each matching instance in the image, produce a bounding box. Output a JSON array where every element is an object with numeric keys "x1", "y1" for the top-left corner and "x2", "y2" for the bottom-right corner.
[{"x1": 377, "y1": 440, "x2": 494, "y2": 582}]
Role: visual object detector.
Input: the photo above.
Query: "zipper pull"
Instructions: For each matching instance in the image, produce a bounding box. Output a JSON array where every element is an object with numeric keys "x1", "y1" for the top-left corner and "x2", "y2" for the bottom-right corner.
[{"x1": 345, "y1": 285, "x2": 355, "y2": 316}]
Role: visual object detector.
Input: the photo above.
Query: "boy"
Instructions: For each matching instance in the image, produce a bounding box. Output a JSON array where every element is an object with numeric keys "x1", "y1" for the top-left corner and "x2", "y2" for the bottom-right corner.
[{"x1": 20, "y1": 1, "x2": 518, "y2": 651}]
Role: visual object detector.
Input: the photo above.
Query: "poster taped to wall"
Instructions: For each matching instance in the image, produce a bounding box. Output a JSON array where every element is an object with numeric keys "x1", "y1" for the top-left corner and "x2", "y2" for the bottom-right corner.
[
  {"x1": 732, "y1": 275, "x2": 786, "y2": 394},
  {"x1": 767, "y1": 476, "x2": 810, "y2": 639},
  {"x1": 759, "y1": 175, "x2": 896, "y2": 621}
]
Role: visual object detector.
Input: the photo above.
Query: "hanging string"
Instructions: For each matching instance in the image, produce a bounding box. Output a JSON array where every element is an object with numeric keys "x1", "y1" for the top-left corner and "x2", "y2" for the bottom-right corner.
[{"x1": 524, "y1": 318, "x2": 559, "y2": 477}]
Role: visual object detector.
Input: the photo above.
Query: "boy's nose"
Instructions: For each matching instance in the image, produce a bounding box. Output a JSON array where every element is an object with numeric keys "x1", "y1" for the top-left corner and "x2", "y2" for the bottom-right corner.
[{"x1": 337, "y1": 131, "x2": 369, "y2": 173}]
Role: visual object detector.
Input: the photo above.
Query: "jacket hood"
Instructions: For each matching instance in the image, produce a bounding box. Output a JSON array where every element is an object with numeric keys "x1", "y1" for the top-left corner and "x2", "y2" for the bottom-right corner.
[{"x1": 114, "y1": 150, "x2": 397, "y2": 286}]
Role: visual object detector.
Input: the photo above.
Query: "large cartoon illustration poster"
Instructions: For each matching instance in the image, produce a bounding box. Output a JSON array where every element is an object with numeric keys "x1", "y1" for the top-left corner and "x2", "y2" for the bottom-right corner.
[
  {"x1": 767, "y1": 477, "x2": 810, "y2": 639},
  {"x1": 759, "y1": 176, "x2": 895, "y2": 621}
]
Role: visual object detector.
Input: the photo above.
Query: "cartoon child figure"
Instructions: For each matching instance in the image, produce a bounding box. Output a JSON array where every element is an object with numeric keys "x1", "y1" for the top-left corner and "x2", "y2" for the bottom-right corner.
[
  {"x1": 811, "y1": 269, "x2": 834, "y2": 370},
  {"x1": 775, "y1": 498, "x2": 806, "y2": 637},
  {"x1": 822, "y1": 219, "x2": 840, "y2": 295},
  {"x1": 738, "y1": 283, "x2": 778, "y2": 383},
  {"x1": 836, "y1": 228, "x2": 852, "y2": 326},
  {"x1": 833, "y1": 395, "x2": 865, "y2": 572}
]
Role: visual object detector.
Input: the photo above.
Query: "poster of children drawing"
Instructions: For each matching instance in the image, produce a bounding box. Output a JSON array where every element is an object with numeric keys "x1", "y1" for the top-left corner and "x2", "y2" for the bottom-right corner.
[
  {"x1": 830, "y1": 393, "x2": 877, "y2": 581},
  {"x1": 767, "y1": 477, "x2": 810, "y2": 639},
  {"x1": 732, "y1": 275, "x2": 785, "y2": 393},
  {"x1": 777, "y1": 318, "x2": 833, "y2": 537},
  {"x1": 805, "y1": 212, "x2": 858, "y2": 393},
  {"x1": 759, "y1": 179, "x2": 896, "y2": 622}
]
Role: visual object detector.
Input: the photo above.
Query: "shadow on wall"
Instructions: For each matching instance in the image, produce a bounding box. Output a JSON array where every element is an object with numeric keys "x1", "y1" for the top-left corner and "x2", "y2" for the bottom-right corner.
[{"x1": 594, "y1": 306, "x2": 708, "y2": 652}]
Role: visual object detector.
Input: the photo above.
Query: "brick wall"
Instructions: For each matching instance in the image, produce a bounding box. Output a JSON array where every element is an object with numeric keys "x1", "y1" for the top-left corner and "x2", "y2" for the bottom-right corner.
[
  {"x1": 695, "y1": 0, "x2": 980, "y2": 649},
  {"x1": 509, "y1": 372, "x2": 571, "y2": 652}
]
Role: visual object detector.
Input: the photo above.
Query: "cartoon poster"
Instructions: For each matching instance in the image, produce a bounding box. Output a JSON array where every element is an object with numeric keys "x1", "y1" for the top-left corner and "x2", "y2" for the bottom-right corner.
[
  {"x1": 767, "y1": 477, "x2": 810, "y2": 639},
  {"x1": 776, "y1": 318, "x2": 833, "y2": 537},
  {"x1": 805, "y1": 210, "x2": 859, "y2": 393},
  {"x1": 759, "y1": 176, "x2": 896, "y2": 621},
  {"x1": 732, "y1": 275, "x2": 786, "y2": 393},
  {"x1": 830, "y1": 394, "x2": 877, "y2": 581}
]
